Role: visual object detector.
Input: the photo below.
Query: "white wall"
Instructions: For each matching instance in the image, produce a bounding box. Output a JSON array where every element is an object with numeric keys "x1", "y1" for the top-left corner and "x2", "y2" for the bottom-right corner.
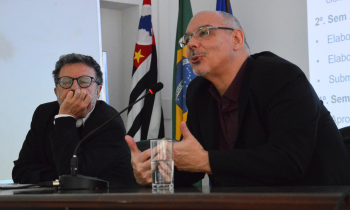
[
  {"x1": 0, "y1": 0, "x2": 101, "y2": 180},
  {"x1": 100, "y1": 8, "x2": 125, "y2": 118},
  {"x1": 100, "y1": 2, "x2": 141, "y2": 124},
  {"x1": 230, "y1": 0, "x2": 309, "y2": 78}
]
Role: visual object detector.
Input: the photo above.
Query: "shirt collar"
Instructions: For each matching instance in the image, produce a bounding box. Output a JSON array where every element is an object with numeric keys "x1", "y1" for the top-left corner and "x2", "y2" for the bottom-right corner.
[
  {"x1": 76, "y1": 105, "x2": 95, "y2": 128},
  {"x1": 209, "y1": 57, "x2": 249, "y2": 103}
]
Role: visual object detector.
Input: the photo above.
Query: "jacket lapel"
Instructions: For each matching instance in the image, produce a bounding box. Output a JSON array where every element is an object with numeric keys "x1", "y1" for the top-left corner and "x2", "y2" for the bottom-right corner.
[
  {"x1": 194, "y1": 56, "x2": 255, "y2": 150},
  {"x1": 81, "y1": 101, "x2": 106, "y2": 138},
  {"x1": 237, "y1": 56, "x2": 254, "y2": 141},
  {"x1": 196, "y1": 93, "x2": 219, "y2": 150}
]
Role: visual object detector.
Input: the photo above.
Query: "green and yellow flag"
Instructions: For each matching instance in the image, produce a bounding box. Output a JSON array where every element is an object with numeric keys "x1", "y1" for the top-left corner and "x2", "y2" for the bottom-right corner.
[{"x1": 172, "y1": 0, "x2": 195, "y2": 140}]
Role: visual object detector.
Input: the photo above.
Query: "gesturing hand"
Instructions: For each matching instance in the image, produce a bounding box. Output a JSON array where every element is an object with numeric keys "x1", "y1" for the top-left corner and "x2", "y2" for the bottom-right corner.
[
  {"x1": 173, "y1": 121, "x2": 212, "y2": 174},
  {"x1": 59, "y1": 89, "x2": 92, "y2": 119},
  {"x1": 125, "y1": 135, "x2": 152, "y2": 186}
]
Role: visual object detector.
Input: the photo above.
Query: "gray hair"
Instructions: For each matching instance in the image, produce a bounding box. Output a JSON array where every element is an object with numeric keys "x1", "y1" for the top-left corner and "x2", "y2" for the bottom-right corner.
[
  {"x1": 218, "y1": 11, "x2": 250, "y2": 49},
  {"x1": 52, "y1": 53, "x2": 103, "y2": 86}
]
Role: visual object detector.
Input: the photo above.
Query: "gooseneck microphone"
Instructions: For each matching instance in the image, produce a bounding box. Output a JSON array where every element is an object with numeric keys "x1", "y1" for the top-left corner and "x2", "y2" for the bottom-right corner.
[{"x1": 59, "y1": 82, "x2": 164, "y2": 190}]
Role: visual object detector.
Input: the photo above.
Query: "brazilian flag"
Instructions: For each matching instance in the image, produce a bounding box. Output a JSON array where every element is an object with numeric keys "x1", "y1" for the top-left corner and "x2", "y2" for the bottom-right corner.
[
  {"x1": 172, "y1": 0, "x2": 202, "y2": 188},
  {"x1": 172, "y1": 0, "x2": 195, "y2": 141}
]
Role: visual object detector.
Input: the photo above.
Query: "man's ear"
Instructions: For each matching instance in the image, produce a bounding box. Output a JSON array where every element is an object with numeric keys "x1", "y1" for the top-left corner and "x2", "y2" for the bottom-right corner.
[
  {"x1": 232, "y1": 29, "x2": 245, "y2": 51},
  {"x1": 54, "y1": 87, "x2": 58, "y2": 97},
  {"x1": 96, "y1": 85, "x2": 102, "y2": 99}
]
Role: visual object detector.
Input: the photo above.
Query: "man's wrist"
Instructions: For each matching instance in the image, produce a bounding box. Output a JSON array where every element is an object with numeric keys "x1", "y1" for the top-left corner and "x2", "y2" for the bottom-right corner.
[{"x1": 202, "y1": 151, "x2": 212, "y2": 174}]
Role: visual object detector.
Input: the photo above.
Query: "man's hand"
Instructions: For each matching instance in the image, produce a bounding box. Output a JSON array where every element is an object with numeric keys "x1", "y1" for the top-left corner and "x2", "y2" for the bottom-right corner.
[
  {"x1": 173, "y1": 121, "x2": 212, "y2": 174},
  {"x1": 125, "y1": 135, "x2": 152, "y2": 186},
  {"x1": 59, "y1": 89, "x2": 92, "y2": 119}
]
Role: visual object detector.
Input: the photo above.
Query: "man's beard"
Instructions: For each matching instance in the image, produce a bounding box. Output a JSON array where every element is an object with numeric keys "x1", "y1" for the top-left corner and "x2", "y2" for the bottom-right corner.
[
  {"x1": 190, "y1": 50, "x2": 209, "y2": 76},
  {"x1": 193, "y1": 66, "x2": 210, "y2": 77}
]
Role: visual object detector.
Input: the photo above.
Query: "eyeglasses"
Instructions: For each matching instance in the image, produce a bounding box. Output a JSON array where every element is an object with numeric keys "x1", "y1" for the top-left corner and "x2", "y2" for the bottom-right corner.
[
  {"x1": 178, "y1": 26, "x2": 234, "y2": 48},
  {"x1": 57, "y1": 76, "x2": 100, "y2": 89}
]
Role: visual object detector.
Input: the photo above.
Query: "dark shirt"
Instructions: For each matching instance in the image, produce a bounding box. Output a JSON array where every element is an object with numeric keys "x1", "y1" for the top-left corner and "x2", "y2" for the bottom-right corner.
[{"x1": 209, "y1": 58, "x2": 247, "y2": 150}]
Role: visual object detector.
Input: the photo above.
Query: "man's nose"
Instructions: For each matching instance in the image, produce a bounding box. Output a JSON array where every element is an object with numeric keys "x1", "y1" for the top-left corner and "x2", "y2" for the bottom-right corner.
[
  {"x1": 187, "y1": 36, "x2": 200, "y2": 50},
  {"x1": 70, "y1": 80, "x2": 80, "y2": 90}
]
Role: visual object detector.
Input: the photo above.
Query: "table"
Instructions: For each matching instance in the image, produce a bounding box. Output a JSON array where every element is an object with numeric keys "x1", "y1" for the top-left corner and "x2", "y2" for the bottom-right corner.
[{"x1": 1, "y1": 186, "x2": 350, "y2": 210}]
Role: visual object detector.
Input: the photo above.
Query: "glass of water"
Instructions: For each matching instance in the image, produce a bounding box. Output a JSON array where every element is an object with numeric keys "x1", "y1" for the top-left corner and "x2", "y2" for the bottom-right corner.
[{"x1": 150, "y1": 139, "x2": 174, "y2": 190}]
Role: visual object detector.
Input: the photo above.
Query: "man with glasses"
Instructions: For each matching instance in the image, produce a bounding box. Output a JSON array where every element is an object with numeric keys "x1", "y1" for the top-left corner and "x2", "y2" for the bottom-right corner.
[
  {"x1": 126, "y1": 11, "x2": 350, "y2": 186},
  {"x1": 13, "y1": 53, "x2": 136, "y2": 187}
]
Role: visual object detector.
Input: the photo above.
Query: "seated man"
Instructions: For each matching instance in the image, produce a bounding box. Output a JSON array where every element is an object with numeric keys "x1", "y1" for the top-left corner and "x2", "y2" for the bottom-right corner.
[
  {"x1": 125, "y1": 11, "x2": 350, "y2": 186},
  {"x1": 13, "y1": 53, "x2": 136, "y2": 187}
]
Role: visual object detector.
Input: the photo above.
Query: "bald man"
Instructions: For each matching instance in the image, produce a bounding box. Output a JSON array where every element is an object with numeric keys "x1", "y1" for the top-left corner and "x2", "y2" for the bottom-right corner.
[{"x1": 126, "y1": 11, "x2": 350, "y2": 187}]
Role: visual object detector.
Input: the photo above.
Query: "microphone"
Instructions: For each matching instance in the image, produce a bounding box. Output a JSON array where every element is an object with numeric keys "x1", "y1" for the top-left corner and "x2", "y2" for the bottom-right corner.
[
  {"x1": 59, "y1": 82, "x2": 164, "y2": 190},
  {"x1": 148, "y1": 82, "x2": 163, "y2": 95}
]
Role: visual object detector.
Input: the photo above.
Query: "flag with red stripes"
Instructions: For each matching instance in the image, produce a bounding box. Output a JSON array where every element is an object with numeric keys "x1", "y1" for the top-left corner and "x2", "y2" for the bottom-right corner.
[{"x1": 126, "y1": 0, "x2": 164, "y2": 141}]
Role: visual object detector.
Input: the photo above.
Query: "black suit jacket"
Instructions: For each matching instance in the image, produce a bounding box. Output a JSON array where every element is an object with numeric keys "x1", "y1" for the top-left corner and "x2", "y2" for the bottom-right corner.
[
  {"x1": 175, "y1": 52, "x2": 350, "y2": 186},
  {"x1": 12, "y1": 100, "x2": 136, "y2": 187}
]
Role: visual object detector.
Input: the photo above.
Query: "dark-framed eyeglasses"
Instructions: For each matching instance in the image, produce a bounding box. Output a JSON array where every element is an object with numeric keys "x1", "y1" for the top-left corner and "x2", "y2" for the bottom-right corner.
[
  {"x1": 178, "y1": 26, "x2": 234, "y2": 48},
  {"x1": 57, "y1": 76, "x2": 100, "y2": 89}
]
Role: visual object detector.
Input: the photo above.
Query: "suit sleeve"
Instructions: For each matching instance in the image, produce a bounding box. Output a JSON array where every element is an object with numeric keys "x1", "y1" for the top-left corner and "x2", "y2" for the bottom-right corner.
[{"x1": 12, "y1": 105, "x2": 58, "y2": 184}]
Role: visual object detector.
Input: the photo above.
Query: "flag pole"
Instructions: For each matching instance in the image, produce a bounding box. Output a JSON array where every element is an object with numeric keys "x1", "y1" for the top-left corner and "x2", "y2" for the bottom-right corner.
[{"x1": 225, "y1": 0, "x2": 231, "y2": 13}]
